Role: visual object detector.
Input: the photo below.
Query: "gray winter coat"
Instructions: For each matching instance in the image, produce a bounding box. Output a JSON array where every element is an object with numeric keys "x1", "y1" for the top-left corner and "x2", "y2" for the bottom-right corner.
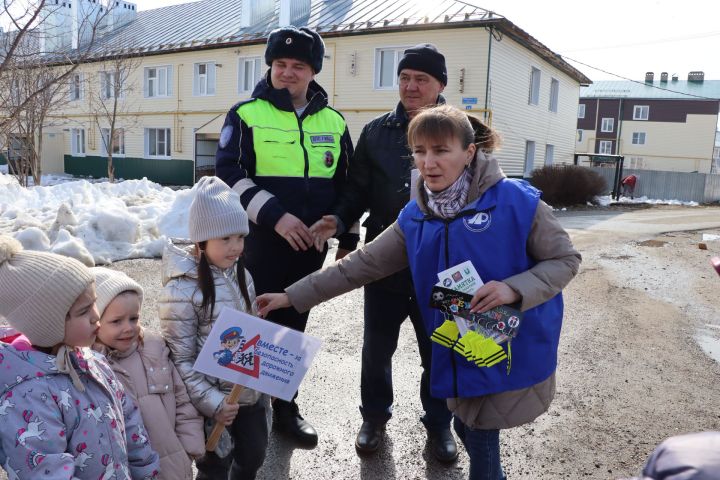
[
  {"x1": 0, "y1": 329, "x2": 160, "y2": 479},
  {"x1": 158, "y1": 239, "x2": 261, "y2": 419}
]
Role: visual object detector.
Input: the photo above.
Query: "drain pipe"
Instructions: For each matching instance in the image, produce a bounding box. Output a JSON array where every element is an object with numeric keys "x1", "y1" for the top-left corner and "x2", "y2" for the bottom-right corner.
[{"x1": 484, "y1": 26, "x2": 493, "y2": 122}]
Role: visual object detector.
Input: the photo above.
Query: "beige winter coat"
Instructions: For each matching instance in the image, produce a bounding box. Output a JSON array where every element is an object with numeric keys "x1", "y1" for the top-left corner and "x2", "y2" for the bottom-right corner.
[
  {"x1": 158, "y1": 239, "x2": 262, "y2": 418},
  {"x1": 94, "y1": 332, "x2": 205, "y2": 480},
  {"x1": 285, "y1": 152, "x2": 581, "y2": 430}
]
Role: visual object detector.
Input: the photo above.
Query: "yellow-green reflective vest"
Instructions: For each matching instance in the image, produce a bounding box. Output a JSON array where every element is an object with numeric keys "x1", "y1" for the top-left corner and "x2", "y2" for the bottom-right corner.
[{"x1": 236, "y1": 99, "x2": 346, "y2": 179}]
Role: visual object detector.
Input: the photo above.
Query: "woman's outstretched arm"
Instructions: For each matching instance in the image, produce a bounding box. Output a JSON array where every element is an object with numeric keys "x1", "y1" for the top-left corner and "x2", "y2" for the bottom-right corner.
[{"x1": 258, "y1": 222, "x2": 409, "y2": 317}]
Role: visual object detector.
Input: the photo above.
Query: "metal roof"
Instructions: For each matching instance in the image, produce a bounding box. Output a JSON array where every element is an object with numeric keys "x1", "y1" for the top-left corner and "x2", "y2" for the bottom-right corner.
[
  {"x1": 96, "y1": 0, "x2": 494, "y2": 51},
  {"x1": 87, "y1": 0, "x2": 590, "y2": 84},
  {"x1": 581, "y1": 80, "x2": 720, "y2": 100}
]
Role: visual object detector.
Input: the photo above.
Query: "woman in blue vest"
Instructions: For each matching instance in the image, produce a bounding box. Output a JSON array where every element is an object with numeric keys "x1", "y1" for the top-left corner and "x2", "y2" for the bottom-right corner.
[{"x1": 256, "y1": 105, "x2": 581, "y2": 479}]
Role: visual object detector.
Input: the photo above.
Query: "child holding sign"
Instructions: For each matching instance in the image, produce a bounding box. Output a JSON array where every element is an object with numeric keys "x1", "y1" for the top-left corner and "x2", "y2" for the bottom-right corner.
[
  {"x1": 91, "y1": 267, "x2": 205, "y2": 480},
  {"x1": 159, "y1": 176, "x2": 269, "y2": 480}
]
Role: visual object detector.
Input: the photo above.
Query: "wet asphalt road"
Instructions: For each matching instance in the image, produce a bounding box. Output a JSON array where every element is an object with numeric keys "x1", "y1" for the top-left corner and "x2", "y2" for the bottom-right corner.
[{"x1": 2, "y1": 205, "x2": 719, "y2": 479}]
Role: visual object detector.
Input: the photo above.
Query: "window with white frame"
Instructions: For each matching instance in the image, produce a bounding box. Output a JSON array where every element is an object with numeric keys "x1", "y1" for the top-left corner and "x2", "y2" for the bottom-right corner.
[
  {"x1": 632, "y1": 132, "x2": 646, "y2": 145},
  {"x1": 524, "y1": 140, "x2": 536, "y2": 177},
  {"x1": 71, "y1": 128, "x2": 86, "y2": 156},
  {"x1": 545, "y1": 144, "x2": 554, "y2": 166},
  {"x1": 375, "y1": 47, "x2": 408, "y2": 89},
  {"x1": 528, "y1": 67, "x2": 541, "y2": 105},
  {"x1": 578, "y1": 103, "x2": 586, "y2": 119},
  {"x1": 144, "y1": 65, "x2": 172, "y2": 98},
  {"x1": 101, "y1": 128, "x2": 125, "y2": 155},
  {"x1": 633, "y1": 105, "x2": 649, "y2": 120},
  {"x1": 145, "y1": 128, "x2": 171, "y2": 158},
  {"x1": 8, "y1": 135, "x2": 30, "y2": 163},
  {"x1": 601, "y1": 117, "x2": 614, "y2": 132},
  {"x1": 193, "y1": 62, "x2": 216, "y2": 96},
  {"x1": 100, "y1": 71, "x2": 121, "y2": 99},
  {"x1": 238, "y1": 56, "x2": 262, "y2": 93},
  {"x1": 549, "y1": 78, "x2": 559, "y2": 112},
  {"x1": 598, "y1": 140, "x2": 612, "y2": 154},
  {"x1": 577, "y1": 130, "x2": 583, "y2": 143},
  {"x1": 70, "y1": 73, "x2": 83, "y2": 101},
  {"x1": 629, "y1": 156, "x2": 644, "y2": 169}
]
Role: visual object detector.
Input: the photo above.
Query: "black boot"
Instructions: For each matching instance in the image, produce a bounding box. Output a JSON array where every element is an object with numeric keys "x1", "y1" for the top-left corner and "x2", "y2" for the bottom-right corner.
[
  {"x1": 355, "y1": 420, "x2": 385, "y2": 453},
  {"x1": 273, "y1": 399, "x2": 318, "y2": 447},
  {"x1": 427, "y1": 427, "x2": 458, "y2": 463}
]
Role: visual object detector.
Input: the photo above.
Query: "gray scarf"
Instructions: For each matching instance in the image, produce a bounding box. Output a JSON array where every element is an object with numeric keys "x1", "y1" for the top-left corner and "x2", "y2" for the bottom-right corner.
[{"x1": 424, "y1": 167, "x2": 473, "y2": 219}]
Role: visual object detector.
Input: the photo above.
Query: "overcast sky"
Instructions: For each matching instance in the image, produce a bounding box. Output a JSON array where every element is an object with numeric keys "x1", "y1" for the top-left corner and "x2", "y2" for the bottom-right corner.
[{"x1": 134, "y1": 0, "x2": 720, "y2": 83}]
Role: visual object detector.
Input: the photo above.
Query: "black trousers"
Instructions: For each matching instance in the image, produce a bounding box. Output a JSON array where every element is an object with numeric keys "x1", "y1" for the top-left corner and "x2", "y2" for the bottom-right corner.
[
  {"x1": 360, "y1": 285, "x2": 452, "y2": 430},
  {"x1": 196, "y1": 400, "x2": 269, "y2": 480},
  {"x1": 245, "y1": 227, "x2": 327, "y2": 333}
]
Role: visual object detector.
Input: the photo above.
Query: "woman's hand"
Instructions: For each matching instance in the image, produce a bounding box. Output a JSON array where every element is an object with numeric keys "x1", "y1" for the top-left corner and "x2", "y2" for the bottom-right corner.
[
  {"x1": 214, "y1": 398, "x2": 240, "y2": 426},
  {"x1": 309, "y1": 215, "x2": 338, "y2": 252},
  {"x1": 256, "y1": 293, "x2": 291, "y2": 318},
  {"x1": 469, "y1": 281, "x2": 520, "y2": 313}
]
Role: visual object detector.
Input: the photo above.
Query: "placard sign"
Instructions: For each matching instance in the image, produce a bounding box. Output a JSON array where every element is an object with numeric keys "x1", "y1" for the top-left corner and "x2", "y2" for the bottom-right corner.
[{"x1": 193, "y1": 307, "x2": 322, "y2": 401}]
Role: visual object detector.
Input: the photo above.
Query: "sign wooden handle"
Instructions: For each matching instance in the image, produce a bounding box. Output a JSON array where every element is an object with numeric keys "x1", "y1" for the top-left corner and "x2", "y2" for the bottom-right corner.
[{"x1": 205, "y1": 384, "x2": 245, "y2": 452}]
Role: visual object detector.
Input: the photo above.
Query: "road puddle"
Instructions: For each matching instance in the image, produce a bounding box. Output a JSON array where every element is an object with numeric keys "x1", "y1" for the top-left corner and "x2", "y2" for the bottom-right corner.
[{"x1": 696, "y1": 325, "x2": 720, "y2": 364}]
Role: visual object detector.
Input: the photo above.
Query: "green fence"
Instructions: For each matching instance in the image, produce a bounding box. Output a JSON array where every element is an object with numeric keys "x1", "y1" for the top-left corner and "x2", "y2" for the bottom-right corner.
[{"x1": 64, "y1": 155, "x2": 194, "y2": 186}]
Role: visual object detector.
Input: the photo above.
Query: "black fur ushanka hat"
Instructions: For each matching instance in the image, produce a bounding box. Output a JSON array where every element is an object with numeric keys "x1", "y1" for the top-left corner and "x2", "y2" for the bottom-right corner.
[{"x1": 265, "y1": 26, "x2": 325, "y2": 73}]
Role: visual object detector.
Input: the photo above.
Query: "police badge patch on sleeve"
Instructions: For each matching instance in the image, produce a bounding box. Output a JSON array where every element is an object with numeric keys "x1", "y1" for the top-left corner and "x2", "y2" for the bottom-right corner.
[{"x1": 219, "y1": 125, "x2": 233, "y2": 149}]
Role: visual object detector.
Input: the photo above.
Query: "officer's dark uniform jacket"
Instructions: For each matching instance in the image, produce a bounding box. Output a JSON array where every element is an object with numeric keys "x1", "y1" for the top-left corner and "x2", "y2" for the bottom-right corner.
[
  {"x1": 332, "y1": 98, "x2": 444, "y2": 292},
  {"x1": 216, "y1": 74, "x2": 357, "y2": 249}
]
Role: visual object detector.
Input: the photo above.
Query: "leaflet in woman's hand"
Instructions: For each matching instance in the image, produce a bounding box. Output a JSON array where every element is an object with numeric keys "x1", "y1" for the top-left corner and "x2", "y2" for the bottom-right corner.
[{"x1": 436, "y1": 260, "x2": 483, "y2": 294}]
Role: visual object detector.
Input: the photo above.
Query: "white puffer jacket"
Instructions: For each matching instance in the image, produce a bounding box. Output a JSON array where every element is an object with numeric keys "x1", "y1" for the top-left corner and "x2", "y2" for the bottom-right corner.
[{"x1": 158, "y1": 239, "x2": 261, "y2": 418}]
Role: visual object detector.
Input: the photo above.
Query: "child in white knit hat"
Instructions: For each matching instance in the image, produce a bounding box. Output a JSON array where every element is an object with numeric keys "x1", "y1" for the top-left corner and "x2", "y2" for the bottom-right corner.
[
  {"x1": 91, "y1": 267, "x2": 205, "y2": 480},
  {"x1": 0, "y1": 235, "x2": 160, "y2": 480},
  {"x1": 158, "y1": 176, "x2": 270, "y2": 480}
]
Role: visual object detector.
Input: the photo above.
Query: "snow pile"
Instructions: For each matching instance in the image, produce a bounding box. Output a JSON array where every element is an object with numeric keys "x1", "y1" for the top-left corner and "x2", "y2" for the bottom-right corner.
[
  {"x1": 593, "y1": 195, "x2": 699, "y2": 207},
  {"x1": 616, "y1": 195, "x2": 699, "y2": 206},
  {"x1": 0, "y1": 171, "x2": 195, "y2": 265}
]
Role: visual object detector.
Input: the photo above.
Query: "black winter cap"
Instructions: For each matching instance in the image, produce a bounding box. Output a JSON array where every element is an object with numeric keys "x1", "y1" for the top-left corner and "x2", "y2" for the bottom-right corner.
[
  {"x1": 265, "y1": 26, "x2": 325, "y2": 73},
  {"x1": 397, "y1": 43, "x2": 447, "y2": 86}
]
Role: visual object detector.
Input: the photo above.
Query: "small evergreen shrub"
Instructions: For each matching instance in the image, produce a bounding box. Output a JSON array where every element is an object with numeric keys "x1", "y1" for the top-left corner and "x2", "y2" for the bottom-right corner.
[{"x1": 529, "y1": 165, "x2": 607, "y2": 207}]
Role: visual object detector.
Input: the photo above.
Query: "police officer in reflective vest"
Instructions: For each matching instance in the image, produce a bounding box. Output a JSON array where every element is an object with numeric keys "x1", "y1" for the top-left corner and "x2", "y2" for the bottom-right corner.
[
  {"x1": 215, "y1": 26, "x2": 357, "y2": 447},
  {"x1": 308, "y1": 44, "x2": 458, "y2": 462}
]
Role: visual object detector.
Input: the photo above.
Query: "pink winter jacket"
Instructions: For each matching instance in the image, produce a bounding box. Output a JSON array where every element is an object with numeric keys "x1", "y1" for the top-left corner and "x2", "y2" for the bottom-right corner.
[{"x1": 94, "y1": 331, "x2": 205, "y2": 480}]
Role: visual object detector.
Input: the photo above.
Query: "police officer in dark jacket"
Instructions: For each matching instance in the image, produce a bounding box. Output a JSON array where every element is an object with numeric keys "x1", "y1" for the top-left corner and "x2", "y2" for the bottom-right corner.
[
  {"x1": 216, "y1": 26, "x2": 357, "y2": 447},
  {"x1": 310, "y1": 44, "x2": 457, "y2": 462}
]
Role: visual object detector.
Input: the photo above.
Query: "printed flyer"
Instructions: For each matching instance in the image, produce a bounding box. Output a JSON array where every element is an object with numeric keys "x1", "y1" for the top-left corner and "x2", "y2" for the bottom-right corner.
[{"x1": 193, "y1": 307, "x2": 322, "y2": 401}]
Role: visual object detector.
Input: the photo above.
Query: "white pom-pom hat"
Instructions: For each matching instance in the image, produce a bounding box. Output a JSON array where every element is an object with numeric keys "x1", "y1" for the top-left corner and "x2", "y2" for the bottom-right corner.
[{"x1": 0, "y1": 235, "x2": 93, "y2": 347}]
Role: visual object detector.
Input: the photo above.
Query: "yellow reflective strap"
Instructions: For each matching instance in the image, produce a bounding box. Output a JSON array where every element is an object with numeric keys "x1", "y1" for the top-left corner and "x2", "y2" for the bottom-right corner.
[
  {"x1": 431, "y1": 320, "x2": 460, "y2": 349},
  {"x1": 452, "y1": 338, "x2": 466, "y2": 356},
  {"x1": 430, "y1": 334, "x2": 454, "y2": 348},
  {"x1": 506, "y1": 340, "x2": 512, "y2": 375}
]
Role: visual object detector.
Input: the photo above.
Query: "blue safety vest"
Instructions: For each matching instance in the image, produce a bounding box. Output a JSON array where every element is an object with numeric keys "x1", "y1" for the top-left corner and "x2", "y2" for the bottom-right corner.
[{"x1": 397, "y1": 178, "x2": 564, "y2": 399}]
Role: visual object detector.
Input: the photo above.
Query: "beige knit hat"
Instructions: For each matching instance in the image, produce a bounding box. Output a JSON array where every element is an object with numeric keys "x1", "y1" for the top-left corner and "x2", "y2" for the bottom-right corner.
[
  {"x1": 0, "y1": 235, "x2": 93, "y2": 347},
  {"x1": 91, "y1": 267, "x2": 144, "y2": 318},
  {"x1": 189, "y1": 176, "x2": 249, "y2": 243}
]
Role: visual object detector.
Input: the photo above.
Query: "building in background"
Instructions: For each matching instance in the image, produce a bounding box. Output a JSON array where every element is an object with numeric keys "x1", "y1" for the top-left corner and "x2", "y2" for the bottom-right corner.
[
  {"x1": 25, "y1": 0, "x2": 590, "y2": 185},
  {"x1": 577, "y1": 72, "x2": 720, "y2": 174}
]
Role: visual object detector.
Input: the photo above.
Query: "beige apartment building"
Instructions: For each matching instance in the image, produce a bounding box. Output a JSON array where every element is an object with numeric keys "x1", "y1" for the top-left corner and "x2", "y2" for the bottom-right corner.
[{"x1": 24, "y1": 0, "x2": 590, "y2": 185}]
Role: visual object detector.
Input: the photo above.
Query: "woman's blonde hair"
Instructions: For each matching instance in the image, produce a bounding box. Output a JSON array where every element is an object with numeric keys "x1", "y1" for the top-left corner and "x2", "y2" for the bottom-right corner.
[{"x1": 407, "y1": 104, "x2": 498, "y2": 152}]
